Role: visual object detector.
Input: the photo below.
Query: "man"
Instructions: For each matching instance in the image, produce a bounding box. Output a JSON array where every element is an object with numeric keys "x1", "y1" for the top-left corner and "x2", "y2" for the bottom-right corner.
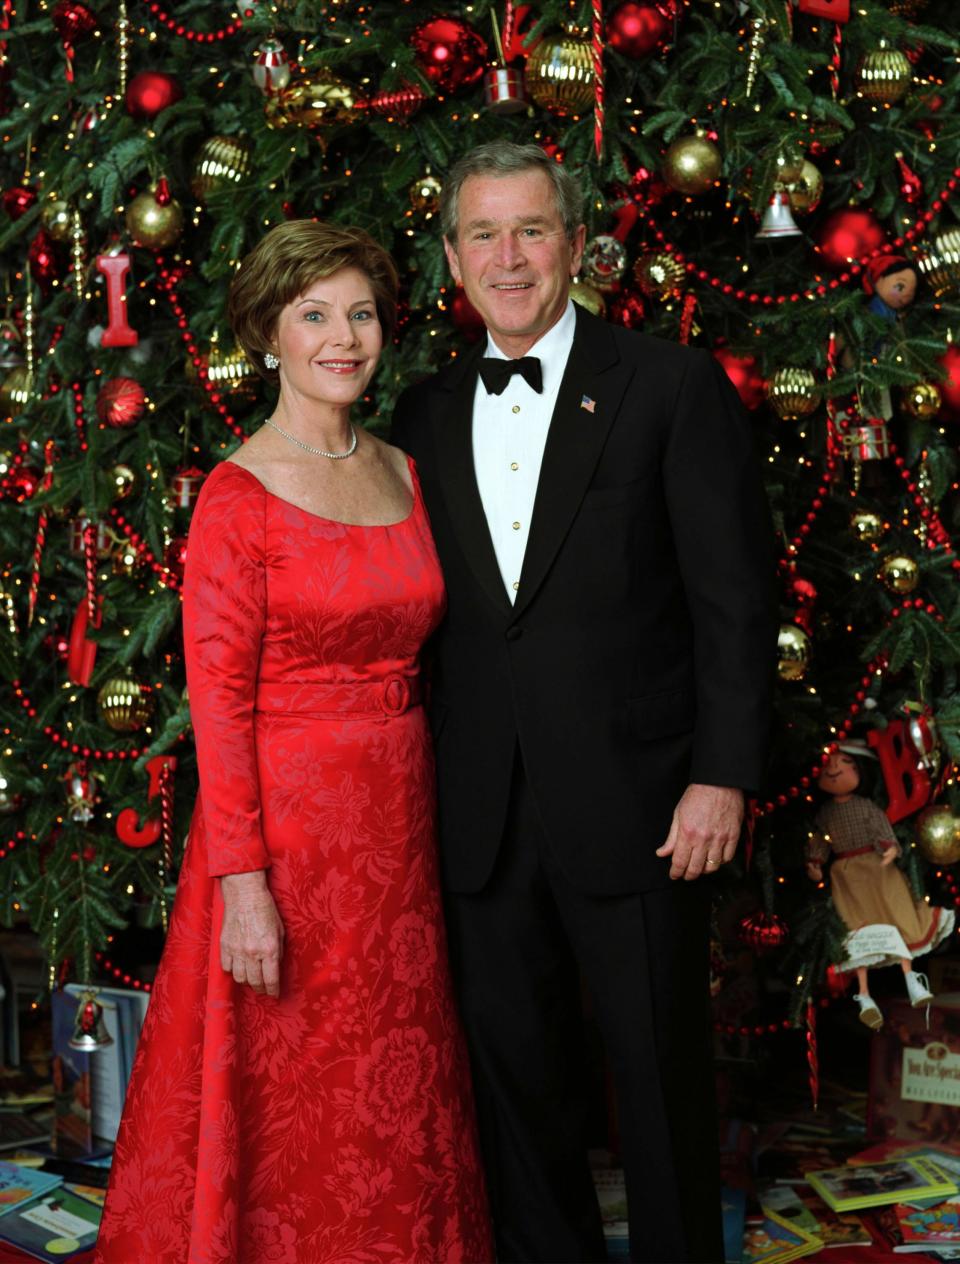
[{"x1": 392, "y1": 140, "x2": 776, "y2": 1264}]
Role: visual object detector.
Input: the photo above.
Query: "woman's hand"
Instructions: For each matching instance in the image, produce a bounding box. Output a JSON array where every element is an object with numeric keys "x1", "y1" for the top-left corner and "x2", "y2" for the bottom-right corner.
[
  {"x1": 880, "y1": 845, "x2": 899, "y2": 867},
  {"x1": 220, "y1": 871, "x2": 284, "y2": 997}
]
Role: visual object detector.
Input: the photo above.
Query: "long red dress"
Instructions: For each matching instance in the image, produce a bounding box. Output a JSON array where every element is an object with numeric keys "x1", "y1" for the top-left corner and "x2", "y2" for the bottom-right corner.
[{"x1": 94, "y1": 459, "x2": 493, "y2": 1264}]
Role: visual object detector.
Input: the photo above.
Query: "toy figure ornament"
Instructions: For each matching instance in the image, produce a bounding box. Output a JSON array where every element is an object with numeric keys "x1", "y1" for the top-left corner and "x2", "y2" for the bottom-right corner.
[{"x1": 806, "y1": 746, "x2": 954, "y2": 1030}]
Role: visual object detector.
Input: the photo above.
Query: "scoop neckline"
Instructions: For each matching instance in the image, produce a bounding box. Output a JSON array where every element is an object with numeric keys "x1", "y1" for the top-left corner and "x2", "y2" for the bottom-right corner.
[{"x1": 221, "y1": 458, "x2": 418, "y2": 529}]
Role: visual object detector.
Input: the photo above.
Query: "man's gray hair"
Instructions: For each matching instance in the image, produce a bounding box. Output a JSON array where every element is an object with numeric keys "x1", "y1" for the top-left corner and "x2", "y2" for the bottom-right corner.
[{"x1": 440, "y1": 140, "x2": 584, "y2": 244}]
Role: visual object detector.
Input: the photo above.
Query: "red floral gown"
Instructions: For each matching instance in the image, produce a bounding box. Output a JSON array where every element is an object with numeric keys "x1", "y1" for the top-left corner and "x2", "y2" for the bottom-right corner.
[{"x1": 94, "y1": 460, "x2": 493, "y2": 1264}]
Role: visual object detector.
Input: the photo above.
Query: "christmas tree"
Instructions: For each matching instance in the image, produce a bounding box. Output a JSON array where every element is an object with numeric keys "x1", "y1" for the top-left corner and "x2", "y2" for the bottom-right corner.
[{"x1": 0, "y1": 0, "x2": 958, "y2": 1033}]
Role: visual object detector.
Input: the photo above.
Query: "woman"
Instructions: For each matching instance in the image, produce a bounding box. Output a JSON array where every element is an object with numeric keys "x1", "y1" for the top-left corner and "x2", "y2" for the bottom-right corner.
[{"x1": 95, "y1": 220, "x2": 493, "y2": 1263}]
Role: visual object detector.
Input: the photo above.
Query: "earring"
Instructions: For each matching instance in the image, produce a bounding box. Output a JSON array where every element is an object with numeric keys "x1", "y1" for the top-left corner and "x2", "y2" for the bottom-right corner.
[{"x1": 264, "y1": 351, "x2": 280, "y2": 370}]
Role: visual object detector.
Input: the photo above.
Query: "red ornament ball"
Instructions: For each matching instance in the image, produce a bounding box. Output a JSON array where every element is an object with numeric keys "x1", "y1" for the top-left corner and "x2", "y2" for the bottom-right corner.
[
  {"x1": 96, "y1": 377, "x2": 146, "y2": 428},
  {"x1": 713, "y1": 348, "x2": 765, "y2": 411},
  {"x1": 52, "y1": 0, "x2": 98, "y2": 43},
  {"x1": 28, "y1": 229, "x2": 61, "y2": 293},
  {"x1": 824, "y1": 965, "x2": 852, "y2": 999},
  {"x1": 449, "y1": 289, "x2": 486, "y2": 342},
  {"x1": 410, "y1": 16, "x2": 488, "y2": 94},
  {"x1": 737, "y1": 911, "x2": 789, "y2": 954},
  {"x1": 608, "y1": 290, "x2": 646, "y2": 329},
  {"x1": 815, "y1": 208, "x2": 886, "y2": 272},
  {"x1": 2, "y1": 185, "x2": 38, "y2": 220},
  {"x1": 126, "y1": 70, "x2": 183, "y2": 120},
  {"x1": 938, "y1": 344, "x2": 960, "y2": 422},
  {"x1": 606, "y1": 1, "x2": 674, "y2": 58},
  {"x1": 7, "y1": 465, "x2": 41, "y2": 503}
]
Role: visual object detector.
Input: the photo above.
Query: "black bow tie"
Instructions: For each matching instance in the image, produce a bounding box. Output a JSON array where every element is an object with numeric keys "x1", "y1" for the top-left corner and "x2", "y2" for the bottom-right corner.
[{"x1": 478, "y1": 355, "x2": 543, "y2": 396}]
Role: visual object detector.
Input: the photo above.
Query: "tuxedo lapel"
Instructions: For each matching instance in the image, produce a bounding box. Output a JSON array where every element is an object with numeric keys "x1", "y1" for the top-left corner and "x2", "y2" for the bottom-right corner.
[
  {"x1": 513, "y1": 308, "x2": 635, "y2": 619},
  {"x1": 432, "y1": 342, "x2": 513, "y2": 617}
]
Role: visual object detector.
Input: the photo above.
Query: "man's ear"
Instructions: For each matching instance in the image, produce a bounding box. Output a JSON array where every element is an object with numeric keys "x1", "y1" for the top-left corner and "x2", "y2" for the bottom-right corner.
[
  {"x1": 443, "y1": 236, "x2": 462, "y2": 286},
  {"x1": 569, "y1": 223, "x2": 587, "y2": 277}
]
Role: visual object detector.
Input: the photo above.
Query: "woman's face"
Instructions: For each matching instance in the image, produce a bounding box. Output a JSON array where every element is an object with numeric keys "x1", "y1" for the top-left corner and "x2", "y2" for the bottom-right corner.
[
  {"x1": 271, "y1": 265, "x2": 382, "y2": 409},
  {"x1": 820, "y1": 750, "x2": 860, "y2": 797}
]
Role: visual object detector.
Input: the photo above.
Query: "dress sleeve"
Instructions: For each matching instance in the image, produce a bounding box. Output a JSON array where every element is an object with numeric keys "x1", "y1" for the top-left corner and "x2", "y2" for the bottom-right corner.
[
  {"x1": 182, "y1": 463, "x2": 270, "y2": 877},
  {"x1": 867, "y1": 800, "x2": 900, "y2": 855}
]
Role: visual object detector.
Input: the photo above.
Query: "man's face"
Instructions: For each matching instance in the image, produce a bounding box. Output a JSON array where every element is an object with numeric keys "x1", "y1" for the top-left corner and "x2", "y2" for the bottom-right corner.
[{"x1": 444, "y1": 168, "x2": 586, "y2": 356}]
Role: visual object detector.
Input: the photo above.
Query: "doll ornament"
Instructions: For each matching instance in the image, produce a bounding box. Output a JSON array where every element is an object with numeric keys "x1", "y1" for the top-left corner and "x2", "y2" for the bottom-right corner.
[
  {"x1": 806, "y1": 746, "x2": 954, "y2": 1030},
  {"x1": 862, "y1": 253, "x2": 918, "y2": 326}
]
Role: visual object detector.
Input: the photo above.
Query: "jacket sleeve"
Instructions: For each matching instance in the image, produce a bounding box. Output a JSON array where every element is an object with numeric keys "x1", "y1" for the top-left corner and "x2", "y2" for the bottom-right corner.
[
  {"x1": 662, "y1": 349, "x2": 778, "y2": 794},
  {"x1": 182, "y1": 462, "x2": 270, "y2": 877}
]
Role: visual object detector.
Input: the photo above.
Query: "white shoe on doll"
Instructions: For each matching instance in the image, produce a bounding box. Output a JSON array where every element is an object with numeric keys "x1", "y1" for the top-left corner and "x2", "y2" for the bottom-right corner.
[
  {"x1": 905, "y1": 970, "x2": 934, "y2": 1007},
  {"x1": 854, "y1": 993, "x2": 883, "y2": 1030}
]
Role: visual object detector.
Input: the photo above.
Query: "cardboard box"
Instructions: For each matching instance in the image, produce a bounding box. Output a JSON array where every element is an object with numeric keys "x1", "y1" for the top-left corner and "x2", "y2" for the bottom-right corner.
[{"x1": 868, "y1": 993, "x2": 960, "y2": 1144}]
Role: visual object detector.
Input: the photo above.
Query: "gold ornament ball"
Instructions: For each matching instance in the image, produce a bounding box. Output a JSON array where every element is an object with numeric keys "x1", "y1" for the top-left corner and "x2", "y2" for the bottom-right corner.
[
  {"x1": 879, "y1": 553, "x2": 919, "y2": 594},
  {"x1": 903, "y1": 381, "x2": 942, "y2": 420},
  {"x1": 916, "y1": 805, "x2": 960, "y2": 866},
  {"x1": 264, "y1": 69, "x2": 357, "y2": 132},
  {"x1": 850, "y1": 510, "x2": 885, "y2": 543},
  {"x1": 778, "y1": 624, "x2": 811, "y2": 682},
  {"x1": 855, "y1": 42, "x2": 913, "y2": 105},
  {"x1": 409, "y1": 174, "x2": 442, "y2": 215},
  {"x1": 783, "y1": 160, "x2": 823, "y2": 215},
  {"x1": 41, "y1": 199, "x2": 73, "y2": 243},
  {"x1": 661, "y1": 133, "x2": 722, "y2": 197},
  {"x1": 774, "y1": 147, "x2": 805, "y2": 185},
  {"x1": 0, "y1": 366, "x2": 32, "y2": 416},
  {"x1": 187, "y1": 338, "x2": 258, "y2": 407},
  {"x1": 633, "y1": 251, "x2": 686, "y2": 301},
  {"x1": 97, "y1": 675, "x2": 154, "y2": 732},
  {"x1": 125, "y1": 185, "x2": 184, "y2": 249},
  {"x1": 765, "y1": 367, "x2": 820, "y2": 420},
  {"x1": 110, "y1": 463, "x2": 137, "y2": 500},
  {"x1": 917, "y1": 228, "x2": 960, "y2": 299},
  {"x1": 190, "y1": 136, "x2": 253, "y2": 204},
  {"x1": 524, "y1": 31, "x2": 594, "y2": 116},
  {"x1": 569, "y1": 277, "x2": 606, "y2": 318}
]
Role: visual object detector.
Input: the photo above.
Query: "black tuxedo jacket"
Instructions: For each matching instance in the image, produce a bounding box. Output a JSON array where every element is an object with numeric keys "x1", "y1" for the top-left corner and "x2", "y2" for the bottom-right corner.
[{"x1": 392, "y1": 306, "x2": 777, "y2": 896}]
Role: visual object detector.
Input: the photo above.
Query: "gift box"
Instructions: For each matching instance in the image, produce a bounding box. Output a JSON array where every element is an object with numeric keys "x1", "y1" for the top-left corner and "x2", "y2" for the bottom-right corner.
[{"x1": 867, "y1": 993, "x2": 960, "y2": 1144}]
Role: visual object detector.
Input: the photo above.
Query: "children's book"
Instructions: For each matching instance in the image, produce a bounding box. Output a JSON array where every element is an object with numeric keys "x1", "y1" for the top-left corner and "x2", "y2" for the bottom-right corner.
[
  {"x1": 0, "y1": 1113, "x2": 51, "y2": 1152},
  {"x1": 0, "y1": 1161, "x2": 62, "y2": 1217},
  {"x1": 592, "y1": 1167, "x2": 629, "y2": 1261},
  {"x1": 0, "y1": 1186, "x2": 101, "y2": 1261},
  {"x1": 806, "y1": 1155, "x2": 958, "y2": 1212},
  {"x1": 742, "y1": 1209, "x2": 822, "y2": 1264},
  {"x1": 894, "y1": 1193, "x2": 960, "y2": 1251},
  {"x1": 762, "y1": 1183, "x2": 872, "y2": 1248},
  {"x1": 721, "y1": 1185, "x2": 747, "y2": 1264}
]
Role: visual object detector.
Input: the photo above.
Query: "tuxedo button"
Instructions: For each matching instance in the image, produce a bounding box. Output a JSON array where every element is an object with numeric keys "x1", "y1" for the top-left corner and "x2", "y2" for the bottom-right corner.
[{"x1": 506, "y1": 627, "x2": 523, "y2": 641}]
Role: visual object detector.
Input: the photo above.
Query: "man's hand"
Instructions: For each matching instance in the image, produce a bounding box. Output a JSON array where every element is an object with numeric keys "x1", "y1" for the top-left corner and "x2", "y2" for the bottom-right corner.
[
  {"x1": 656, "y1": 784, "x2": 744, "y2": 880},
  {"x1": 220, "y1": 871, "x2": 284, "y2": 997}
]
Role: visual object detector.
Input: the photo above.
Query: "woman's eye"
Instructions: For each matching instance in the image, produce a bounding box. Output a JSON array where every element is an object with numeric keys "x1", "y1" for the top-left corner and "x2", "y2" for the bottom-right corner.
[
  {"x1": 352, "y1": 310, "x2": 373, "y2": 321},
  {"x1": 304, "y1": 311, "x2": 322, "y2": 321}
]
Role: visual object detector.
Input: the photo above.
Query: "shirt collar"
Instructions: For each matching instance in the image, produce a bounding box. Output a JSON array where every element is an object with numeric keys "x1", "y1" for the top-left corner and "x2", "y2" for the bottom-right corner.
[{"x1": 483, "y1": 300, "x2": 576, "y2": 394}]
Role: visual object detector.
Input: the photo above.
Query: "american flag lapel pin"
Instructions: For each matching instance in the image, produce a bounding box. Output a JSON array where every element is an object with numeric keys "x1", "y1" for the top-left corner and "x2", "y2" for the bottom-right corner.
[{"x1": 580, "y1": 394, "x2": 596, "y2": 413}]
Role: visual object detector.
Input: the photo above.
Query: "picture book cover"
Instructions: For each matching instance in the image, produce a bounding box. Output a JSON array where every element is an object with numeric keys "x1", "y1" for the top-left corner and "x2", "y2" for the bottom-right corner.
[
  {"x1": 0, "y1": 1186, "x2": 101, "y2": 1261},
  {"x1": 806, "y1": 1155, "x2": 958, "y2": 1212},
  {"x1": 762, "y1": 1183, "x2": 872, "y2": 1248},
  {"x1": 895, "y1": 1193, "x2": 960, "y2": 1247},
  {"x1": 742, "y1": 1209, "x2": 822, "y2": 1264},
  {"x1": 0, "y1": 1162, "x2": 62, "y2": 1218}
]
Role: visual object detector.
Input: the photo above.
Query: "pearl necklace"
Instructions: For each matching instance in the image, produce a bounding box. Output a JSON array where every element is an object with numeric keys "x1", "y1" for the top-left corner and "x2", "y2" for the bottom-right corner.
[{"x1": 263, "y1": 417, "x2": 358, "y2": 460}]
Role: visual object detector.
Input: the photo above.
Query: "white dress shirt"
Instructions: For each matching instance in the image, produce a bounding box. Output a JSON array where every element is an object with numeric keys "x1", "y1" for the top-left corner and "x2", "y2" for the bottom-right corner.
[{"x1": 472, "y1": 300, "x2": 576, "y2": 602}]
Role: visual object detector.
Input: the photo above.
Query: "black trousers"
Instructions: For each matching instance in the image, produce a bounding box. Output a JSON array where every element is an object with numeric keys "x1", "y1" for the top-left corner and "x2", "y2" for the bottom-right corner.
[{"x1": 443, "y1": 758, "x2": 723, "y2": 1264}]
